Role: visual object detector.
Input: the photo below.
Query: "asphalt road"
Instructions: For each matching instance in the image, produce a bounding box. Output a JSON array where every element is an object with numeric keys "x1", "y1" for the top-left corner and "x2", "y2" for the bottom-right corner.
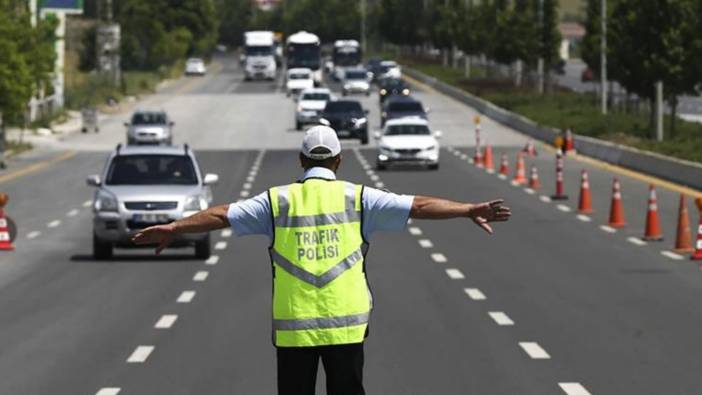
[{"x1": 2, "y1": 54, "x2": 702, "y2": 395}]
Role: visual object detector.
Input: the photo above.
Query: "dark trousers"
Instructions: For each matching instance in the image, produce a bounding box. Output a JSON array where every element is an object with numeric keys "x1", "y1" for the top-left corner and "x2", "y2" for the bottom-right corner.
[{"x1": 276, "y1": 342, "x2": 365, "y2": 395}]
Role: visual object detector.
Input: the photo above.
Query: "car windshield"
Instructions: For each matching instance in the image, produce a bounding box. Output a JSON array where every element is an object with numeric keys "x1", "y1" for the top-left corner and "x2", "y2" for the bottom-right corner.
[
  {"x1": 302, "y1": 93, "x2": 330, "y2": 101},
  {"x1": 382, "y1": 79, "x2": 405, "y2": 89},
  {"x1": 290, "y1": 72, "x2": 310, "y2": 80},
  {"x1": 246, "y1": 46, "x2": 272, "y2": 56},
  {"x1": 388, "y1": 101, "x2": 423, "y2": 112},
  {"x1": 324, "y1": 101, "x2": 362, "y2": 113},
  {"x1": 105, "y1": 155, "x2": 198, "y2": 185},
  {"x1": 345, "y1": 71, "x2": 367, "y2": 80},
  {"x1": 132, "y1": 113, "x2": 166, "y2": 125},
  {"x1": 385, "y1": 124, "x2": 431, "y2": 136}
]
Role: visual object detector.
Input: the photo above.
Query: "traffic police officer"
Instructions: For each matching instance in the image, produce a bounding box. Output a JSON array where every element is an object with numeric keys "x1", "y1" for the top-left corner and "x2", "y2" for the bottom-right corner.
[{"x1": 132, "y1": 126, "x2": 511, "y2": 395}]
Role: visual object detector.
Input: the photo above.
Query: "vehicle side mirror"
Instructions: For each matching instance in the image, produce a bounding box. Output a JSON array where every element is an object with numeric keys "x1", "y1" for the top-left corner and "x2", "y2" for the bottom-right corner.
[
  {"x1": 364, "y1": 109, "x2": 369, "y2": 115},
  {"x1": 86, "y1": 174, "x2": 101, "y2": 187},
  {"x1": 425, "y1": 107, "x2": 431, "y2": 113},
  {"x1": 434, "y1": 130, "x2": 443, "y2": 139},
  {"x1": 169, "y1": 121, "x2": 175, "y2": 127},
  {"x1": 203, "y1": 173, "x2": 219, "y2": 185},
  {"x1": 374, "y1": 131, "x2": 382, "y2": 140},
  {"x1": 123, "y1": 122, "x2": 130, "y2": 127}
]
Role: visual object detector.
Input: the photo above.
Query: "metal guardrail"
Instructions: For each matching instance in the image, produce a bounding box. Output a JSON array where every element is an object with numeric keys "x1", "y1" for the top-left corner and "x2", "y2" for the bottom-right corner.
[{"x1": 404, "y1": 67, "x2": 702, "y2": 191}]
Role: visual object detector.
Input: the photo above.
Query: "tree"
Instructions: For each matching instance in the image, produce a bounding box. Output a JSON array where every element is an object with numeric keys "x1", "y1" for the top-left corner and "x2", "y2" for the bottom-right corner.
[
  {"x1": 378, "y1": 0, "x2": 424, "y2": 48},
  {"x1": 580, "y1": 0, "x2": 602, "y2": 78},
  {"x1": 215, "y1": 0, "x2": 253, "y2": 47}
]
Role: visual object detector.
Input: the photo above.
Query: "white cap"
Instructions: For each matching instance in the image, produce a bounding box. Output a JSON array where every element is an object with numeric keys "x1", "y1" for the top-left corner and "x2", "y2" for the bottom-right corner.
[{"x1": 301, "y1": 125, "x2": 341, "y2": 160}]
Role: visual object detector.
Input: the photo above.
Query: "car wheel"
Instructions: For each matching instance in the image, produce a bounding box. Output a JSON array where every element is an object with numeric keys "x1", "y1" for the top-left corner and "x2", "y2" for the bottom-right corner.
[
  {"x1": 428, "y1": 163, "x2": 440, "y2": 170},
  {"x1": 93, "y1": 233, "x2": 113, "y2": 260},
  {"x1": 195, "y1": 234, "x2": 211, "y2": 259},
  {"x1": 360, "y1": 132, "x2": 369, "y2": 145},
  {"x1": 376, "y1": 162, "x2": 386, "y2": 171}
]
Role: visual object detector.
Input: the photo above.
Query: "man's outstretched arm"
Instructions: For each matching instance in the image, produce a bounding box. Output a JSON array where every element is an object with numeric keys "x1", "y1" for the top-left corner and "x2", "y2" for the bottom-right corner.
[
  {"x1": 410, "y1": 196, "x2": 511, "y2": 234},
  {"x1": 131, "y1": 204, "x2": 230, "y2": 254}
]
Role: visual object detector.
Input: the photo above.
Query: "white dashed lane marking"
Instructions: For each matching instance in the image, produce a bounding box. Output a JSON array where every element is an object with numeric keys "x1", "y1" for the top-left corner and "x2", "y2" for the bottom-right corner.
[
  {"x1": 246, "y1": 176, "x2": 255, "y2": 182},
  {"x1": 214, "y1": 241, "x2": 227, "y2": 250},
  {"x1": 126, "y1": 345, "x2": 154, "y2": 363},
  {"x1": 205, "y1": 255, "x2": 220, "y2": 265},
  {"x1": 524, "y1": 188, "x2": 535, "y2": 195},
  {"x1": 374, "y1": 182, "x2": 385, "y2": 188},
  {"x1": 66, "y1": 209, "x2": 79, "y2": 217},
  {"x1": 418, "y1": 239, "x2": 434, "y2": 248},
  {"x1": 464, "y1": 288, "x2": 486, "y2": 300},
  {"x1": 559, "y1": 382, "x2": 592, "y2": 395},
  {"x1": 445, "y1": 268, "x2": 465, "y2": 279},
  {"x1": 576, "y1": 214, "x2": 591, "y2": 222},
  {"x1": 47, "y1": 220, "x2": 61, "y2": 228},
  {"x1": 221, "y1": 229, "x2": 232, "y2": 238},
  {"x1": 488, "y1": 311, "x2": 515, "y2": 326},
  {"x1": 177, "y1": 291, "x2": 196, "y2": 303},
  {"x1": 240, "y1": 190, "x2": 250, "y2": 198},
  {"x1": 539, "y1": 195, "x2": 552, "y2": 203},
  {"x1": 661, "y1": 251, "x2": 684, "y2": 260},
  {"x1": 498, "y1": 174, "x2": 507, "y2": 180},
  {"x1": 27, "y1": 231, "x2": 41, "y2": 239},
  {"x1": 599, "y1": 225, "x2": 617, "y2": 233},
  {"x1": 431, "y1": 253, "x2": 447, "y2": 263},
  {"x1": 557, "y1": 204, "x2": 572, "y2": 212},
  {"x1": 627, "y1": 237, "x2": 647, "y2": 246},
  {"x1": 82, "y1": 200, "x2": 93, "y2": 207},
  {"x1": 95, "y1": 388, "x2": 121, "y2": 395},
  {"x1": 193, "y1": 271, "x2": 209, "y2": 282},
  {"x1": 154, "y1": 315, "x2": 178, "y2": 329},
  {"x1": 408, "y1": 227, "x2": 422, "y2": 236},
  {"x1": 519, "y1": 342, "x2": 551, "y2": 359},
  {"x1": 242, "y1": 183, "x2": 252, "y2": 190}
]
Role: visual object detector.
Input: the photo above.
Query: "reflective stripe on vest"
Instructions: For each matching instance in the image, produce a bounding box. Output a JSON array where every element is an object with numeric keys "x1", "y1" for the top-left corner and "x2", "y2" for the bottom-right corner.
[{"x1": 269, "y1": 180, "x2": 370, "y2": 347}]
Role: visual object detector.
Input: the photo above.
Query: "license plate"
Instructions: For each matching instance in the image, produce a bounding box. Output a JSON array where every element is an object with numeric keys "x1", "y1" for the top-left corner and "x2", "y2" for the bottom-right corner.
[{"x1": 133, "y1": 214, "x2": 170, "y2": 223}]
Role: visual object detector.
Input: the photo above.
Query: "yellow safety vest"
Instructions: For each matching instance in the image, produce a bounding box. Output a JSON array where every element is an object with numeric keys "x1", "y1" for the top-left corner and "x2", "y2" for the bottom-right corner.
[{"x1": 269, "y1": 179, "x2": 371, "y2": 347}]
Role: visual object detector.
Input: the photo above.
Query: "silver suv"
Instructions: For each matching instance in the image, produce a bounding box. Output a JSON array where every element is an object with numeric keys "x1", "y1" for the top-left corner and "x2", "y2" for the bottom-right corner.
[
  {"x1": 87, "y1": 144, "x2": 219, "y2": 259},
  {"x1": 125, "y1": 110, "x2": 174, "y2": 145}
]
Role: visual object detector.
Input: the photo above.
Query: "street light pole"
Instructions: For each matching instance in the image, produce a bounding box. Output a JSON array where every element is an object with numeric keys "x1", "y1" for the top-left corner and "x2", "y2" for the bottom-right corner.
[
  {"x1": 537, "y1": 0, "x2": 544, "y2": 94},
  {"x1": 600, "y1": 0, "x2": 607, "y2": 115},
  {"x1": 360, "y1": 0, "x2": 367, "y2": 53}
]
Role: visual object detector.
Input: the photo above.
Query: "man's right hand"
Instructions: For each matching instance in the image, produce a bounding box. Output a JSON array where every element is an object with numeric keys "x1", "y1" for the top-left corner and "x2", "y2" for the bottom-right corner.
[{"x1": 132, "y1": 223, "x2": 176, "y2": 255}]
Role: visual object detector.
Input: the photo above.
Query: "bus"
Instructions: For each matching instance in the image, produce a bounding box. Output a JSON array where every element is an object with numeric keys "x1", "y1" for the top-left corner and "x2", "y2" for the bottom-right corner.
[
  {"x1": 286, "y1": 31, "x2": 322, "y2": 86},
  {"x1": 332, "y1": 40, "x2": 362, "y2": 80}
]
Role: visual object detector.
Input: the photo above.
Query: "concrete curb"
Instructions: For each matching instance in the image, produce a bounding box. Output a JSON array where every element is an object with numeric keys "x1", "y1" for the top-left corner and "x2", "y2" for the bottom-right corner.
[{"x1": 404, "y1": 67, "x2": 702, "y2": 191}]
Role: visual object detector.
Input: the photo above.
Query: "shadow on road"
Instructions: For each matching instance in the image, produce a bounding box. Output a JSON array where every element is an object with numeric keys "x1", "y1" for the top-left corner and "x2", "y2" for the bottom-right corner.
[{"x1": 70, "y1": 254, "x2": 201, "y2": 263}]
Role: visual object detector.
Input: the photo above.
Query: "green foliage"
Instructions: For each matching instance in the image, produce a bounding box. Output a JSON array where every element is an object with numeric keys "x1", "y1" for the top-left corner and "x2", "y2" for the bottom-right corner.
[
  {"x1": 282, "y1": 0, "x2": 360, "y2": 42},
  {"x1": 378, "y1": 0, "x2": 426, "y2": 46}
]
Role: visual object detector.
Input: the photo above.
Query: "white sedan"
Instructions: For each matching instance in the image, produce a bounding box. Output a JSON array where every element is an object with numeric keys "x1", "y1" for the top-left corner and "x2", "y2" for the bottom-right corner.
[
  {"x1": 185, "y1": 58, "x2": 206, "y2": 76},
  {"x1": 295, "y1": 88, "x2": 334, "y2": 130},
  {"x1": 375, "y1": 118, "x2": 441, "y2": 170},
  {"x1": 286, "y1": 68, "x2": 314, "y2": 97}
]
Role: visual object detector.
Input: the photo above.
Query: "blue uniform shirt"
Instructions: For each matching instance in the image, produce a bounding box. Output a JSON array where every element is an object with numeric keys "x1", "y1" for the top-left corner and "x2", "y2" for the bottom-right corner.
[{"x1": 227, "y1": 167, "x2": 414, "y2": 241}]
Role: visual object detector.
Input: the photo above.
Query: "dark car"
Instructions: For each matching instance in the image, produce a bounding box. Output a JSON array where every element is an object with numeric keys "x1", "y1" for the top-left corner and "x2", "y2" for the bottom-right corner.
[
  {"x1": 319, "y1": 100, "x2": 369, "y2": 144},
  {"x1": 378, "y1": 78, "x2": 410, "y2": 103},
  {"x1": 366, "y1": 58, "x2": 383, "y2": 81},
  {"x1": 381, "y1": 96, "x2": 428, "y2": 127}
]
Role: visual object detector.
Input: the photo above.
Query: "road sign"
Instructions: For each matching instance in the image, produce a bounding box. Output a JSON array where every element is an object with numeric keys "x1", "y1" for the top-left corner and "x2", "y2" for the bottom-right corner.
[{"x1": 40, "y1": 0, "x2": 83, "y2": 14}]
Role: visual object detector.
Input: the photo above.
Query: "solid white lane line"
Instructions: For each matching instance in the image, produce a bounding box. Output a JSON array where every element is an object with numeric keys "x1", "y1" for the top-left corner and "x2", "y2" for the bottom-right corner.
[
  {"x1": 83, "y1": 200, "x2": 93, "y2": 207},
  {"x1": 519, "y1": 342, "x2": 551, "y2": 359},
  {"x1": 600, "y1": 225, "x2": 617, "y2": 233},
  {"x1": 559, "y1": 382, "x2": 592, "y2": 395},
  {"x1": 557, "y1": 204, "x2": 572, "y2": 212},
  {"x1": 661, "y1": 251, "x2": 684, "y2": 260},
  {"x1": 154, "y1": 314, "x2": 178, "y2": 329},
  {"x1": 177, "y1": 290, "x2": 196, "y2": 303},
  {"x1": 524, "y1": 188, "x2": 535, "y2": 195},
  {"x1": 127, "y1": 345, "x2": 154, "y2": 363},
  {"x1": 539, "y1": 195, "x2": 552, "y2": 203},
  {"x1": 240, "y1": 190, "x2": 250, "y2": 198},
  {"x1": 375, "y1": 182, "x2": 385, "y2": 188},
  {"x1": 95, "y1": 388, "x2": 121, "y2": 395},
  {"x1": 47, "y1": 220, "x2": 61, "y2": 228},
  {"x1": 214, "y1": 241, "x2": 227, "y2": 250},
  {"x1": 488, "y1": 311, "x2": 515, "y2": 326},
  {"x1": 408, "y1": 227, "x2": 422, "y2": 236},
  {"x1": 627, "y1": 237, "x2": 647, "y2": 246},
  {"x1": 221, "y1": 229, "x2": 232, "y2": 238},
  {"x1": 193, "y1": 271, "x2": 209, "y2": 282},
  {"x1": 445, "y1": 268, "x2": 465, "y2": 279},
  {"x1": 418, "y1": 239, "x2": 434, "y2": 248},
  {"x1": 576, "y1": 214, "x2": 591, "y2": 222},
  {"x1": 205, "y1": 255, "x2": 220, "y2": 265},
  {"x1": 464, "y1": 288, "x2": 486, "y2": 300},
  {"x1": 66, "y1": 209, "x2": 79, "y2": 217},
  {"x1": 27, "y1": 231, "x2": 41, "y2": 239},
  {"x1": 431, "y1": 253, "x2": 447, "y2": 263}
]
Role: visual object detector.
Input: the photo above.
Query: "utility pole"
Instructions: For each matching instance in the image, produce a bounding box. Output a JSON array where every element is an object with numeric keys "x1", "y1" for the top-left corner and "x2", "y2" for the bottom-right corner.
[
  {"x1": 360, "y1": 0, "x2": 367, "y2": 53},
  {"x1": 537, "y1": 0, "x2": 544, "y2": 94},
  {"x1": 655, "y1": 81, "x2": 663, "y2": 141},
  {"x1": 600, "y1": 0, "x2": 607, "y2": 115}
]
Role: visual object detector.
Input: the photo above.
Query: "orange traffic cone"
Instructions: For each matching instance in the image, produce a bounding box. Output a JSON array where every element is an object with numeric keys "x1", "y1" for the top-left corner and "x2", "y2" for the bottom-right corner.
[
  {"x1": 642, "y1": 185, "x2": 663, "y2": 241},
  {"x1": 499, "y1": 154, "x2": 509, "y2": 176},
  {"x1": 673, "y1": 194, "x2": 694, "y2": 253},
  {"x1": 564, "y1": 128, "x2": 575, "y2": 153},
  {"x1": 528, "y1": 166, "x2": 540, "y2": 189},
  {"x1": 483, "y1": 144, "x2": 494, "y2": 171},
  {"x1": 474, "y1": 146, "x2": 483, "y2": 168},
  {"x1": 578, "y1": 170, "x2": 593, "y2": 214},
  {"x1": 512, "y1": 153, "x2": 527, "y2": 185},
  {"x1": 523, "y1": 140, "x2": 537, "y2": 156},
  {"x1": 0, "y1": 193, "x2": 14, "y2": 251},
  {"x1": 692, "y1": 198, "x2": 702, "y2": 261},
  {"x1": 608, "y1": 178, "x2": 626, "y2": 228}
]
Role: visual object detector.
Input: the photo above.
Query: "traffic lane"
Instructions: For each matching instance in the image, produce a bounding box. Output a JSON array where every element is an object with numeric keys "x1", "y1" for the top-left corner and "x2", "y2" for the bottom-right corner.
[
  {"x1": 0, "y1": 150, "x2": 257, "y2": 395},
  {"x1": 452, "y1": 145, "x2": 694, "y2": 255},
  {"x1": 115, "y1": 149, "x2": 562, "y2": 394},
  {"x1": 373, "y1": 148, "x2": 702, "y2": 394}
]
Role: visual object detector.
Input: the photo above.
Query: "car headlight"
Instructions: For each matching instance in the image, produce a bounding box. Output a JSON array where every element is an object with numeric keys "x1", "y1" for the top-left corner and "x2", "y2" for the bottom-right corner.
[
  {"x1": 343, "y1": 84, "x2": 351, "y2": 90},
  {"x1": 184, "y1": 195, "x2": 206, "y2": 211},
  {"x1": 380, "y1": 89, "x2": 387, "y2": 95},
  {"x1": 297, "y1": 104, "x2": 303, "y2": 112},
  {"x1": 95, "y1": 190, "x2": 118, "y2": 212},
  {"x1": 402, "y1": 88, "x2": 410, "y2": 95}
]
